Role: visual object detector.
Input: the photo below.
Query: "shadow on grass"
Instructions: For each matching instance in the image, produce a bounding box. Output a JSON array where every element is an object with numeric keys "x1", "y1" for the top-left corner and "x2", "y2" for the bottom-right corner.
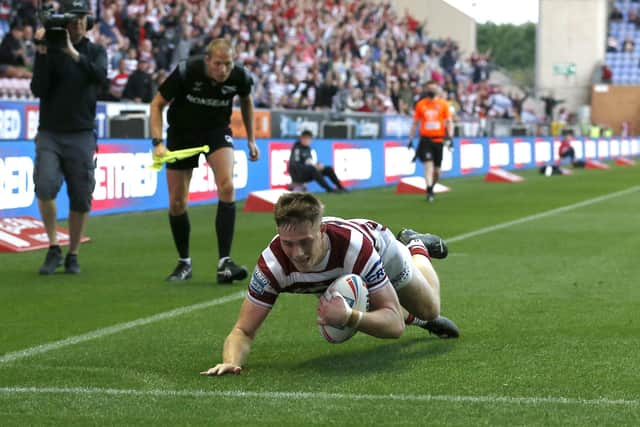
[{"x1": 293, "y1": 336, "x2": 456, "y2": 376}]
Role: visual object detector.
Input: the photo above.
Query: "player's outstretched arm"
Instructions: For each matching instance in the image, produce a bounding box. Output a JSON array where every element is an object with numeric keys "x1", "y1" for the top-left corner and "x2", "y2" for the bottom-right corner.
[{"x1": 200, "y1": 298, "x2": 270, "y2": 376}]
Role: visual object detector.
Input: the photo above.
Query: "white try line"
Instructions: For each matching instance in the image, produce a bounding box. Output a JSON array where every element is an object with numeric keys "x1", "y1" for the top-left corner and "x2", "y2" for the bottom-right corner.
[
  {"x1": 447, "y1": 185, "x2": 640, "y2": 243},
  {"x1": 0, "y1": 386, "x2": 638, "y2": 408},
  {"x1": 0, "y1": 291, "x2": 245, "y2": 365},
  {"x1": 1, "y1": 185, "x2": 638, "y2": 366}
]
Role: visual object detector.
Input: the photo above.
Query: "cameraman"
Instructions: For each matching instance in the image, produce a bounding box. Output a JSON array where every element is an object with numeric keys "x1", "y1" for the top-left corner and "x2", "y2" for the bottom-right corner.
[{"x1": 30, "y1": 0, "x2": 107, "y2": 275}]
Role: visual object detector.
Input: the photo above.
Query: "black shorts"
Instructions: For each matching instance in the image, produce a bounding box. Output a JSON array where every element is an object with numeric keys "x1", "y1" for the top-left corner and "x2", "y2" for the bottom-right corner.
[
  {"x1": 166, "y1": 127, "x2": 234, "y2": 170},
  {"x1": 34, "y1": 130, "x2": 97, "y2": 213},
  {"x1": 416, "y1": 137, "x2": 444, "y2": 167},
  {"x1": 289, "y1": 164, "x2": 317, "y2": 183}
]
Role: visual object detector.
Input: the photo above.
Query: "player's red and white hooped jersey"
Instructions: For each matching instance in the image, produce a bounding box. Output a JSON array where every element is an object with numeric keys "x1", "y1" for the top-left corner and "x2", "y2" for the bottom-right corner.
[
  {"x1": 247, "y1": 217, "x2": 392, "y2": 309},
  {"x1": 323, "y1": 217, "x2": 396, "y2": 257}
]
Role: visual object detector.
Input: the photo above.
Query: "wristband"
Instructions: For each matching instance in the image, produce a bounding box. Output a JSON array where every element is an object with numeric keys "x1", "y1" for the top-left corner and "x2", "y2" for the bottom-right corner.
[
  {"x1": 151, "y1": 138, "x2": 163, "y2": 147},
  {"x1": 347, "y1": 310, "x2": 363, "y2": 329}
]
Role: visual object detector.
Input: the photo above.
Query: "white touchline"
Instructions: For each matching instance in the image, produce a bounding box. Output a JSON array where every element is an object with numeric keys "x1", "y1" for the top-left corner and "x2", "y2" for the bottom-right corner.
[
  {"x1": 0, "y1": 291, "x2": 245, "y2": 365},
  {"x1": 447, "y1": 185, "x2": 639, "y2": 243},
  {"x1": 0, "y1": 386, "x2": 638, "y2": 408},
  {"x1": 0, "y1": 185, "x2": 638, "y2": 366}
]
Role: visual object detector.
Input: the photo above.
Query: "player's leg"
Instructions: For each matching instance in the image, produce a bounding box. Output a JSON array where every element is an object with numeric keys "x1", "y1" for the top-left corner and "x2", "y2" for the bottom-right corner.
[
  {"x1": 394, "y1": 243, "x2": 440, "y2": 321},
  {"x1": 166, "y1": 167, "x2": 194, "y2": 281},
  {"x1": 400, "y1": 248, "x2": 459, "y2": 338},
  {"x1": 206, "y1": 145, "x2": 248, "y2": 284},
  {"x1": 385, "y1": 234, "x2": 459, "y2": 338}
]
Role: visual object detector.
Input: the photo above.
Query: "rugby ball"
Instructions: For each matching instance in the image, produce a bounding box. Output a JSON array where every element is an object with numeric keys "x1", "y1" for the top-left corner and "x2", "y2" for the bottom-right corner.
[{"x1": 319, "y1": 274, "x2": 369, "y2": 343}]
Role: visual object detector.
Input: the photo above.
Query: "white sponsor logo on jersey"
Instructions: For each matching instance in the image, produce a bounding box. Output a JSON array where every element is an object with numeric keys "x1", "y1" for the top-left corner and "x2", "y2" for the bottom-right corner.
[{"x1": 186, "y1": 94, "x2": 230, "y2": 107}]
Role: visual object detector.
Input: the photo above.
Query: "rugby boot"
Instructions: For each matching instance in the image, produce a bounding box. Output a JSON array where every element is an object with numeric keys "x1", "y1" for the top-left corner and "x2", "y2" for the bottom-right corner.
[
  {"x1": 217, "y1": 258, "x2": 248, "y2": 284},
  {"x1": 167, "y1": 261, "x2": 193, "y2": 281},
  {"x1": 421, "y1": 316, "x2": 460, "y2": 339},
  {"x1": 396, "y1": 229, "x2": 448, "y2": 259}
]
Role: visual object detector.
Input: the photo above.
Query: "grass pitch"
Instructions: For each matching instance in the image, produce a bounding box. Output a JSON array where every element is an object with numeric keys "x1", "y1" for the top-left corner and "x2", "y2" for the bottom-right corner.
[{"x1": 1, "y1": 164, "x2": 639, "y2": 426}]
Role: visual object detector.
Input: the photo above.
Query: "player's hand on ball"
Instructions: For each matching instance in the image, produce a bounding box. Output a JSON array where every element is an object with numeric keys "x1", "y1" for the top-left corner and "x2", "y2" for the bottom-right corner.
[
  {"x1": 153, "y1": 143, "x2": 167, "y2": 159},
  {"x1": 248, "y1": 141, "x2": 260, "y2": 161},
  {"x1": 317, "y1": 292, "x2": 350, "y2": 327},
  {"x1": 200, "y1": 363, "x2": 242, "y2": 376}
]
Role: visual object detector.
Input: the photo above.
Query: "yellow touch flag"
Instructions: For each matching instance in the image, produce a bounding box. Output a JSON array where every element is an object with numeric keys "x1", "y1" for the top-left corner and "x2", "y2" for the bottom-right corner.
[{"x1": 148, "y1": 145, "x2": 210, "y2": 171}]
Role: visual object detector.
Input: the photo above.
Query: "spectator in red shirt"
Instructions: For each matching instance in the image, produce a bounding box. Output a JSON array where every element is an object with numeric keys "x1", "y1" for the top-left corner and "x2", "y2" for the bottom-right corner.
[
  {"x1": 601, "y1": 64, "x2": 613, "y2": 83},
  {"x1": 557, "y1": 129, "x2": 576, "y2": 165},
  {"x1": 108, "y1": 59, "x2": 130, "y2": 101}
]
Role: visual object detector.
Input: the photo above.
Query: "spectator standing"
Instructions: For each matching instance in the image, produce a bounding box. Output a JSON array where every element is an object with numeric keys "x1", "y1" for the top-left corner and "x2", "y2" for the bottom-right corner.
[
  {"x1": 606, "y1": 35, "x2": 619, "y2": 53},
  {"x1": 541, "y1": 93, "x2": 564, "y2": 123},
  {"x1": 108, "y1": 58, "x2": 129, "y2": 100},
  {"x1": 122, "y1": 56, "x2": 153, "y2": 103},
  {"x1": 314, "y1": 72, "x2": 338, "y2": 110},
  {"x1": 0, "y1": 20, "x2": 27, "y2": 67}
]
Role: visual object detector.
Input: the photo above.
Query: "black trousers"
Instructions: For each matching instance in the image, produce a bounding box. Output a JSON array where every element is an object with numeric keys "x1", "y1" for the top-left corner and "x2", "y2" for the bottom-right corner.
[{"x1": 289, "y1": 164, "x2": 343, "y2": 191}]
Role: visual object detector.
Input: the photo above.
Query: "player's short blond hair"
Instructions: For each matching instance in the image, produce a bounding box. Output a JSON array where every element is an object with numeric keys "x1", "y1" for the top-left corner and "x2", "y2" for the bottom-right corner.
[
  {"x1": 206, "y1": 38, "x2": 234, "y2": 56},
  {"x1": 274, "y1": 193, "x2": 324, "y2": 227}
]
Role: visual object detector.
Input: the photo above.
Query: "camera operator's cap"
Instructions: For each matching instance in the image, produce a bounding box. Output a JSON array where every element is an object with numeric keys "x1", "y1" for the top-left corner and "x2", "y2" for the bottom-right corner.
[{"x1": 60, "y1": 0, "x2": 91, "y2": 14}]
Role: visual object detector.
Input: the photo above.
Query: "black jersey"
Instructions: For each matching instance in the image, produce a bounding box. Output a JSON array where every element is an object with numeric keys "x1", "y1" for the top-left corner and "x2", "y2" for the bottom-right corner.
[
  {"x1": 288, "y1": 141, "x2": 315, "y2": 172},
  {"x1": 159, "y1": 56, "x2": 253, "y2": 130}
]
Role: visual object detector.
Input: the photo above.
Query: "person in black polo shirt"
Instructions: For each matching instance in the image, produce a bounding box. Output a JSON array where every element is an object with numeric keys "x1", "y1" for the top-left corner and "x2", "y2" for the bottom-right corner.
[
  {"x1": 150, "y1": 38, "x2": 259, "y2": 284},
  {"x1": 287, "y1": 130, "x2": 346, "y2": 193},
  {"x1": 30, "y1": 0, "x2": 107, "y2": 275},
  {"x1": 121, "y1": 56, "x2": 153, "y2": 103}
]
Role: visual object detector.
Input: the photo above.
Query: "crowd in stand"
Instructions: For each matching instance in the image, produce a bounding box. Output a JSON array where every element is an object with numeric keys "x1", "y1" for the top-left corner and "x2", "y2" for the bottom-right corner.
[{"x1": 0, "y1": 0, "x2": 542, "y2": 125}]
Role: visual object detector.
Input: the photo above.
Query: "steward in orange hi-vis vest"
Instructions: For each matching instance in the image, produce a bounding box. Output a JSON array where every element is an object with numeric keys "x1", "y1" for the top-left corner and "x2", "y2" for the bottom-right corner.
[
  {"x1": 408, "y1": 81, "x2": 454, "y2": 202},
  {"x1": 413, "y1": 97, "x2": 451, "y2": 141}
]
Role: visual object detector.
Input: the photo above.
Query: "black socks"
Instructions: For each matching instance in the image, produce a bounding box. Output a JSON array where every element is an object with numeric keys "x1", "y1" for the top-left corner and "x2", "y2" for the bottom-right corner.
[
  {"x1": 216, "y1": 201, "x2": 236, "y2": 259},
  {"x1": 170, "y1": 202, "x2": 236, "y2": 262},
  {"x1": 169, "y1": 212, "x2": 190, "y2": 259}
]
